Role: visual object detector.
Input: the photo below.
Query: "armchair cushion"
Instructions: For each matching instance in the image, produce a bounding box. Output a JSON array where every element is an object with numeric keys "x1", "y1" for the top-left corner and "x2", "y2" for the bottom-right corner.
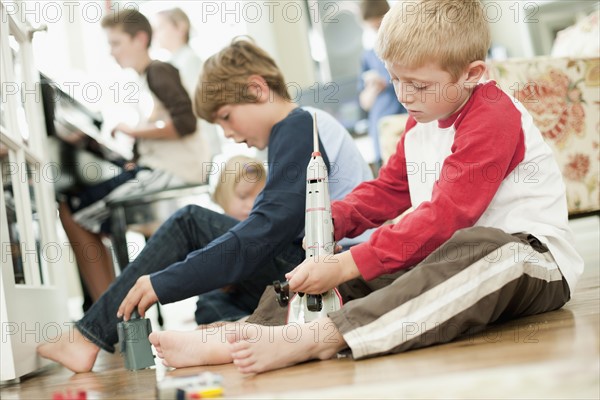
[{"x1": 487, "y1": 57, "x2": 599, "y2": 215}]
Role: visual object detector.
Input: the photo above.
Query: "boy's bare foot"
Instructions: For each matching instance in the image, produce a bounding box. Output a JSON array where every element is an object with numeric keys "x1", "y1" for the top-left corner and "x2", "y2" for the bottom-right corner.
[
  {"x1": 229, "y1": 317, "x2": 347, "y2": 374},
  {"x1": 37, "y1": 328, "x2": 100, "y2": 373},
  {"x1": 149, "y1": 328, "x2": 234, "y2": 368}
]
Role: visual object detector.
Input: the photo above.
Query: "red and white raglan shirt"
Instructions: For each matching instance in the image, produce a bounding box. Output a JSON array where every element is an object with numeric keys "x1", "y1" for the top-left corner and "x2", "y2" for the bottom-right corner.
[{"x1": 331, "y1": 81, "x2": 583, "y2": 293}]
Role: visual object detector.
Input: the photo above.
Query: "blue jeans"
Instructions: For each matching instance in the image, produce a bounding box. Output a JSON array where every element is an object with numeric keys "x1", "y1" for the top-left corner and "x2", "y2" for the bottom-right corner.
[
  {"x1": 194, "y1": 289, "x2": 251, "y2": 324},
  {"x1": 76, "y1": 205, "x2": 304, "y2": 352}
]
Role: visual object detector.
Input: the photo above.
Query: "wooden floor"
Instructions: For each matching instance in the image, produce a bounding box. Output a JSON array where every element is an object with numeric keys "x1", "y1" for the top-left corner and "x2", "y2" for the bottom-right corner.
[{"x1": 2, "y1": 217, "x2": 599, "y2": 399}]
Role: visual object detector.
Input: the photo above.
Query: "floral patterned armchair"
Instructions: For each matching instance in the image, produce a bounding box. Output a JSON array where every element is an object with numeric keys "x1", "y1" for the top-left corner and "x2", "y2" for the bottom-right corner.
[
  {"x1": 378, "y1": 57, "x2": 599, "y2": 216},
  {"x1": 487, "y1": 57, "x2": 599, "y2": 215}
]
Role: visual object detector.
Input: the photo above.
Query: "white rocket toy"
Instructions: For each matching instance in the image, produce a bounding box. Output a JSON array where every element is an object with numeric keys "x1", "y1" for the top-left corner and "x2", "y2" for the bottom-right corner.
[{"x1": 273, "y1": 113, "x2": 343, "y2": 323}]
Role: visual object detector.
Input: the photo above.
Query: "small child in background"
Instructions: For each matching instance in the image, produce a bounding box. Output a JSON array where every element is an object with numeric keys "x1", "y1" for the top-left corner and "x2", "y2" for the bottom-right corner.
[
  {"x1": 212, "y1": 155, "x2": 266, "y2": 222},
  {"x1": 196, "y1": 155, "x2": 267, "y2": 322}
]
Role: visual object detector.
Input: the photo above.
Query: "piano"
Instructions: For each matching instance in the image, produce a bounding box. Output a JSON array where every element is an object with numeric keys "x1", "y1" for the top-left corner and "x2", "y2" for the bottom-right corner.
[
  {"x1": 40, "y1": 73, "x2": 133, "y2": 193},
  {"x1": 40, "y1": 73, "x2": 213, "y2": 271}
]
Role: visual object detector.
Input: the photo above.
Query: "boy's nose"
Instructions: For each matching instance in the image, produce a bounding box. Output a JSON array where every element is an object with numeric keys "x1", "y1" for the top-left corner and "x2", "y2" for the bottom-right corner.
[{"x1": 223, "y1": 129, "x2": 235, "y2": 139}]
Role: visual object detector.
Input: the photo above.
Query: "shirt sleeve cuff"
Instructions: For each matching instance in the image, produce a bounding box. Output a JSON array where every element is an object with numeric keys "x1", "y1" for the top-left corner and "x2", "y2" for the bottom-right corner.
[
  {"x1": 149, "y1": 272, "x2": 170, "y2": 304},
  {"x1": 349, "y1": 241, "x2": 387, "y2": 281},
  {"x1": 331, "y1": 201, "x2": 348, "y2": 242}
]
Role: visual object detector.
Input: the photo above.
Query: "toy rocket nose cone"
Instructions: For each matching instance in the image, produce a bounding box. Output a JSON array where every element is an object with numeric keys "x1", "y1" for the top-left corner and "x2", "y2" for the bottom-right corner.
[{"x1": 312, "y1": 151, "x2": 321, "y2": 157}]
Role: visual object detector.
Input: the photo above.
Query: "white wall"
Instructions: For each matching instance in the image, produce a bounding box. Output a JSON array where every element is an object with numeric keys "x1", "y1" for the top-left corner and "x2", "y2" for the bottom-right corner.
[
  {"x1": 483, "y1": 0, "x2": 535, "y2": 58},
  {"x1": 246, "y1": 1, "x2": 316, "y2": 88},
  {"x1": 483, "y1": 0, "x2": 598, "y2": 58}
]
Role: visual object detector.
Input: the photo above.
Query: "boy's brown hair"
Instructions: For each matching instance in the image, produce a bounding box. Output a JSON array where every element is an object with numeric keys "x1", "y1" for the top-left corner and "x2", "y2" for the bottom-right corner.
[
  {"x1": 101, "y1": 9, "x2": 152, "y2": 48},
  {"x1": 360, "y1": 0, "x2": 390, "y2": 21},
  {"x1": 376, "y1": 0, "x2": 490, "y2": 80},
  {"x1": 194, "y1": 38, "x2": 291, "y2": 123}
]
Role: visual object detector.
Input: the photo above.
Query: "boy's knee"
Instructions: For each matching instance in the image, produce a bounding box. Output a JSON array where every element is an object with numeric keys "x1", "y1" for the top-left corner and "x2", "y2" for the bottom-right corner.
[{"x1": 175, "y1": 204, "x2": 201, "y2": 218}]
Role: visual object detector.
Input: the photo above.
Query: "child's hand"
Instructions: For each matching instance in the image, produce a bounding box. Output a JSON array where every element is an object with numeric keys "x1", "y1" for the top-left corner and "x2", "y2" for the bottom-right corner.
[
  {"x1": 117, "y1": 275, "x2": 158, "y2": 320},
  {"x1": 286, "y1": 250, "x2": 360, "y2": 294},
  {"x1": 112, "y1": 123, "x2": 134, "y2": 138},
  {"x1": 123, "y1": 162, "x2": 137, "y2": 171}
]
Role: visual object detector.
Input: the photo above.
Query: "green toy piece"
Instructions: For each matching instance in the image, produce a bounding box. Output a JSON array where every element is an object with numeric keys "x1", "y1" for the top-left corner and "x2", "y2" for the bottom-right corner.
[{"x1": 117, "y1": 310, "x2": 155, "y2": 370}]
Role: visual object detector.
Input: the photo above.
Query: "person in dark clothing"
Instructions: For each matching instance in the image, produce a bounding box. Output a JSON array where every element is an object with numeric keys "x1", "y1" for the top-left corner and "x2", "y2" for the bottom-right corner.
[{"x1": 357, "y1": 0, "x2": 406, "y2": 168}]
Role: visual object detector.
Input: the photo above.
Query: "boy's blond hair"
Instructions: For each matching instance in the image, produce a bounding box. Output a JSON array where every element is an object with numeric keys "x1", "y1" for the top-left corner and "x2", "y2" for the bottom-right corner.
[
  {"x1": 101, "y1": 9, "x2": 152, "y2": 48},
  {"x1": 376, "y1": 0, "x2": 490, "y2": 80},
  {"x1": 213, "y1": 155, "x2": 266, "y2": 214},
  {"x1": 157, "y1": 8, "x2": 191, "y2": 43},
  {"x1": 194, "y1": 38, "x2": 291, "y2": 122}
]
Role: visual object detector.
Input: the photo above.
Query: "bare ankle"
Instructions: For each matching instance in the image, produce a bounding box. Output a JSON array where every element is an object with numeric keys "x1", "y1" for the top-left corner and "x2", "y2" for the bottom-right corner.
[
  {"x1": 73, "y1": 328, "x2": 100, "y2": 349},
  {"x1": 308, "y1": 319, "x2": 346, "y2": 360},
  {"x1": 36, "y1": 327, "x2": 101, "y2": 373}
]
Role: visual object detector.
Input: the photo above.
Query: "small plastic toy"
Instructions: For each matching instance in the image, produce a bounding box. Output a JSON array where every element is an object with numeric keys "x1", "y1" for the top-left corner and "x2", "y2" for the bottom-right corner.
[
  {"x1": 156, "y1": 372, "x2": 224, "y2": 400},
  {"x1": 176, "y1": 385, "x2": 224, "y2": 399},
  {"x1": 117, "y1": 310, "x2": 155, "y2": 370},
  {"x1": 274, "y1": 113, "x2": 343, "y2": 323},
  {"x1": 52, "y1": 390, "x2": 86, "y2": 400}
]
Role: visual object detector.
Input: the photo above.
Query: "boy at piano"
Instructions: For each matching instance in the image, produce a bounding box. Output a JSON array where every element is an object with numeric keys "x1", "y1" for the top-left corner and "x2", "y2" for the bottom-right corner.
[{"x1": 58, "y1": 9, "x2": 210, "y2": 305}]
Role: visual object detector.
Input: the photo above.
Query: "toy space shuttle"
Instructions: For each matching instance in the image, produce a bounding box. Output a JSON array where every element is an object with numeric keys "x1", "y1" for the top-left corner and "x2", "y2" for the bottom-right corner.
[{"x1": 273, "y1": 113, "x2": 343, "y2": 323}]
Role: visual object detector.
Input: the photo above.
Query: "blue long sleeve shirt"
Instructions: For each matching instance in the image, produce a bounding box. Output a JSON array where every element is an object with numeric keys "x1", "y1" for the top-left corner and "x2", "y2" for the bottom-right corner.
[{"x1": 150, "y1": 108, "x2": 331, "y2": 304}]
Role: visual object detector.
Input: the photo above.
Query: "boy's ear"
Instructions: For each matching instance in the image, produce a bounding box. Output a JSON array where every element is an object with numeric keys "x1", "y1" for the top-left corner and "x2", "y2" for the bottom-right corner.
[
  {"x1": 465, "y1": 60, "x2": 486, "y2": 84},
  {"x1": 246, "y1": 75, "x2": 270, "y2": 103},
  {"x1": 133, "y1": 31, "x2": 150, "y2": 48}
]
